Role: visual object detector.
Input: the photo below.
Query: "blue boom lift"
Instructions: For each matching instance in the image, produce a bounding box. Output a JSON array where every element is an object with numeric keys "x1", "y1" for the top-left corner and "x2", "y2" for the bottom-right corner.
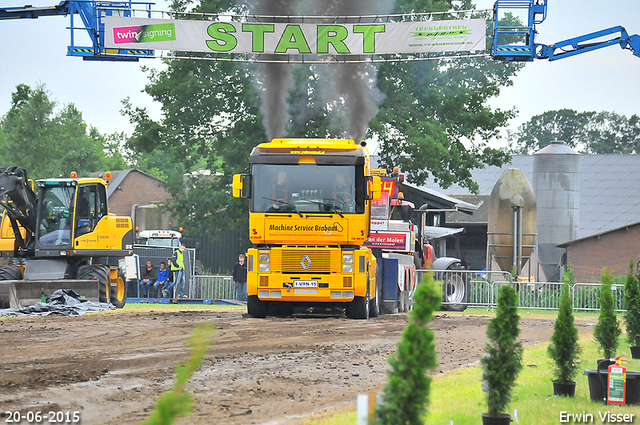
[
  {"x1": 492, "y1": 0, "x2": 640, "y2": 62},
  {"x1": 0, "y1": 1, "x2": 155, "y2": 61}
]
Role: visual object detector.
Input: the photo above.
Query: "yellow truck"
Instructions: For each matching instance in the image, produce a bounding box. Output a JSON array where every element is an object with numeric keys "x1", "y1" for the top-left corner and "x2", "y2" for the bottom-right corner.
[
  {"x1": 0, "y1": 166, "x2": 133, "y2": 308},
  {"x1": 233, "y1": 138, "x2": 381, "y2": 319}
]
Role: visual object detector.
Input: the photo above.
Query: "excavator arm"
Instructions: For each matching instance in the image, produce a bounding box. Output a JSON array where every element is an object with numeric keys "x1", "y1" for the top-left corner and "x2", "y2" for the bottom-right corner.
[{"x1": 0, "y1": 166, "x2": 38, "y2": 254}]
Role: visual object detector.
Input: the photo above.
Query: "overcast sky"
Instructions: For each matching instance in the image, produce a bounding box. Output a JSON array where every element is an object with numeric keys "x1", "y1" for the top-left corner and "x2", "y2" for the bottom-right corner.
[{"x1": 1, "y1": 0, "x2": 639, "y2": 149}]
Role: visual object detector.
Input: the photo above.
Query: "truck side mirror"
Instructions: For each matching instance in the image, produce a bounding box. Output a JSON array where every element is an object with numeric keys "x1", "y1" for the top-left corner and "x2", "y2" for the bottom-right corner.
[
  {"x1": 233, "y1": 174, "x2": 251, "y2": 199},
  {"x1": 401, "y1": 204, "x2": 413, "y2": 222},
  {"x1": 369, "y1": 176, "x2": 381, "y2": 200}
]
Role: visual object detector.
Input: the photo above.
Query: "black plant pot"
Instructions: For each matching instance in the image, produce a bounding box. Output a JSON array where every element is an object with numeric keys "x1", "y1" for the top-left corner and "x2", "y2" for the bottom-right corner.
[
  {"x1": 585, "y1": 369, "x2": 608, "y2": 403},
  {"x1": 553, "y1": 380, "x2": 576, "y2": 397},
  {"x1": 481, "y1": 413, "x2": 512, "y2": 425},
  {"x1": 631, "y1": 346, "x2": 640, "y2": 360},
  {"x1": 597, "y1": 358, "x2": 615, "y2": 371},
  {"x1": 585, "y1": 369, "x2": 640, "y2": 405}
]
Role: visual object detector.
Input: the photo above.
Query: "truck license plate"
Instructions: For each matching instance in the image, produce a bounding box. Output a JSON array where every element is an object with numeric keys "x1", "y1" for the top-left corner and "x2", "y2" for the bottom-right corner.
[{"x1": 294, "y1": 280, "x2": 318, "y2": 288}]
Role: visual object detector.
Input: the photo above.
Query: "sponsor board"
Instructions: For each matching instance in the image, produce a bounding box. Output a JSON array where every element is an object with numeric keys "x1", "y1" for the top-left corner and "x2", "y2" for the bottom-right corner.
[
  {"x1": 364, "y1": 231, "x2": 410, "y2": 251},
  {"x1": 105, "y1": 17, "x2": 486, "y2": 56}
]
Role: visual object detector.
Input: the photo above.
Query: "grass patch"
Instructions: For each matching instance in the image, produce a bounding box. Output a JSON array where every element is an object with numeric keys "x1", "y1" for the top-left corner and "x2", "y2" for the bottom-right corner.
[
  {"x1": 303, "y1": 331, "x2": 640, "y2": 425},
  {"x1": 452, "y1": 308, "x2": 600, "y2": 322}
]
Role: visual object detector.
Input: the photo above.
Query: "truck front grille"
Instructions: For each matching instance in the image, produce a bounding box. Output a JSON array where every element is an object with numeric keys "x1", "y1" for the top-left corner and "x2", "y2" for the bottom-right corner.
[{"x1": 281, "y1": 249, "x2": 332, "y2": 273}]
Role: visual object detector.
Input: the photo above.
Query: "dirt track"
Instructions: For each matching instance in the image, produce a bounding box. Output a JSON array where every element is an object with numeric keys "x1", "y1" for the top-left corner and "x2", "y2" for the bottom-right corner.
[{"x1": 0, "y1": 308, "x2": 593, "y2": 425}]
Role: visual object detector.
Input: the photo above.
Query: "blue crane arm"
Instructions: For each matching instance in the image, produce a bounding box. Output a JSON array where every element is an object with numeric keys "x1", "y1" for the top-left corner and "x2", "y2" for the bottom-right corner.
[
  {"x1": 0, "y1": 1, "x2": 154, "y2": 62},
  {"x1": 0, "y1": 2, "x2": 70, "y2": 20},
  {"x1": 536, "y1": 26, "x2": 640, "y2": 61},
  {"x1": 492, "y1": 0, "x2": 640, "y2": 62}
]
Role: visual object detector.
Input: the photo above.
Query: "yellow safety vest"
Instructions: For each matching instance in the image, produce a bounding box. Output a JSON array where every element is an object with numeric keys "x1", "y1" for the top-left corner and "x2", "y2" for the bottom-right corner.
[{"x1": 171, "y1": 249, "x2": 184, "y2": 271}]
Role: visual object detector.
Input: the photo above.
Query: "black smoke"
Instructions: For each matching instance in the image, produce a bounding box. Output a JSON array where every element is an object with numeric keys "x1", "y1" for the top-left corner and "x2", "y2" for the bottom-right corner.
[{"x1": 240, "y1": 0, "x2": 394, "y2": 142}]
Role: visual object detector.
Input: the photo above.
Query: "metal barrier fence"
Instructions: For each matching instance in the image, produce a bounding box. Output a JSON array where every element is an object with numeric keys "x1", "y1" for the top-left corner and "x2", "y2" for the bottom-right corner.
[
  {"x1": 184, "y1": 270, "x2": 628, "y2": 310},
  {"x1": 423, "y1": 269, "x2": 628, "y2": 312},
  {"x1": 572, "y1": 283, "x2": 626, "y2": 312},
  {"x1": 192, "y1": 275, "x2": 236, "y2": 300}
]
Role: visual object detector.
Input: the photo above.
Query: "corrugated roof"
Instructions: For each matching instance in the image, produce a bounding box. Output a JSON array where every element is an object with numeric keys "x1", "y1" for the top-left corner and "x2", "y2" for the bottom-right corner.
[{"x1": 419, "y1": 154, "x2": 640, "y2": 240}]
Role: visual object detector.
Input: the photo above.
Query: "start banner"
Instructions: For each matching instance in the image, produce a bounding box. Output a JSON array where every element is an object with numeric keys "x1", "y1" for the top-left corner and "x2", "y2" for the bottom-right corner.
[{"x1": 104, "y1": 17, "x2": 486, "y2": 56}]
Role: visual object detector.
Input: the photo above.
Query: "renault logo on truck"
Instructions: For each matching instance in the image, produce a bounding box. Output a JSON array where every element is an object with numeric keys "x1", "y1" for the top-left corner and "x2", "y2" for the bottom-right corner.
[{"x1": 300, "y1": 255, "x2": 312, "y2": 270}]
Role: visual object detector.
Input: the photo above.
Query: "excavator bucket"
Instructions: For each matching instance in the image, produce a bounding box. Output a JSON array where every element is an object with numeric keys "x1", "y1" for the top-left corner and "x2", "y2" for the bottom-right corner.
[{"x1": 0, "y1": 279, "x2": 99, "y2": 309}]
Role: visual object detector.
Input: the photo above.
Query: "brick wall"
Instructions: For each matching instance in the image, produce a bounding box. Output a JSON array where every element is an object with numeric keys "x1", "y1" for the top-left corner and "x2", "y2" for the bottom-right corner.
[
  {"x1": 108, "y1": 170, "x2": 171, "y2": 217},
  {"x1": 566, "y1": 224, "x2": 640, "y2": 283}
]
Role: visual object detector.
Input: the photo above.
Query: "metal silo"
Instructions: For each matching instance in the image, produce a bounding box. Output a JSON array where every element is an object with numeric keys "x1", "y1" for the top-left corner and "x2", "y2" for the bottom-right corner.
[{"x1": 533, "y1": 141, "x2": 580, "y2": 282}]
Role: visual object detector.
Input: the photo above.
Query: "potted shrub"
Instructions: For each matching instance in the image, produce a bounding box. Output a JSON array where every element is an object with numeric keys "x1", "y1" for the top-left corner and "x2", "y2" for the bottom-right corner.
[
  {"x1": 376, "y1": 271, "x2": 441, "y2": 425},
  {"x1": 594, "y1": 270, "x2": 622, "y2": 362},
  {"x1": 481, "y1": 284, "x2": 523, "y2": 425},
  {"x1": 548, "y1": 270, "x2": 580, "y2": 397},
  {"x1": 624, "y1": 261, "x2": 640, "y2": 359},
  {"x1": 587, "y1": 270, "x2": 622, "y2": 403}
]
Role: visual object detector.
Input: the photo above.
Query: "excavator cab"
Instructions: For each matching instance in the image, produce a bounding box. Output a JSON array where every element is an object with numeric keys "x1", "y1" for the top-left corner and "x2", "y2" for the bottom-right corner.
[
  {"x1": 34, "y1": 180, "x2": 109, "y2": 250},
  {"x1": 36, "y1": 182, "x2": 75, "y2": 248}
]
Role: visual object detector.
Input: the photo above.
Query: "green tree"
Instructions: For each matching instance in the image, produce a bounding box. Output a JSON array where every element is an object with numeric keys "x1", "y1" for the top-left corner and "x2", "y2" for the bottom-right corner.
[
  {"x1": 624, "y1": 261, "x2": 640, "y2": 346},
  {"x1": 1, "y1": 83, "x2": 57, "y2": 178},
  {"x1": 52, "y1": 103, "x2": 103, "y2": 176},
  {"x1": 0, "y1": 83, "x2": 124, "y2": 178},
  {"x1": 582, "y1": 111, "x2": 637, "y2": 154},
  {"x1": 507, "y1": 109, "x2": 591, "y2": 154},
  {"x1": 508, "y1": 109, "x2": 640, "y2": 154},
  {"x1": 375, "y1": 272, "x2": 441, "y2": 425},
  {"x1": 548, "y1": 270, "x2": 580, "y2": 385},
  {"x1": 594, "y1": 270, "x2": 622, "y2": 359},
  {"x1": 481, "y1": 284, "x2": 523, "y2": 417}
]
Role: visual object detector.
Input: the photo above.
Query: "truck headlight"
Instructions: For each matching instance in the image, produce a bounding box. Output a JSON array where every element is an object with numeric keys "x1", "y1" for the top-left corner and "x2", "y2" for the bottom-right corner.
[
  {"x1": 342, "y1": 264, "x2": 353, "y2": 273},
  {"x1": 259, "y1": 253, "x2": 270, "y2": 263},
  {"x1": 259, "y1": 263, "x2": 270, "y2": 272},
  {"x1": 342, "y1": 254, "x2": 353, "y2": 264}
]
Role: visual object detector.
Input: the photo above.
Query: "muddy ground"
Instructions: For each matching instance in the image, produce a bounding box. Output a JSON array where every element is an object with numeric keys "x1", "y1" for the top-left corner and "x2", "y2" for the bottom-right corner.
[{"x1": 0, "y1": 308, "x2": 595, "y2": 425}]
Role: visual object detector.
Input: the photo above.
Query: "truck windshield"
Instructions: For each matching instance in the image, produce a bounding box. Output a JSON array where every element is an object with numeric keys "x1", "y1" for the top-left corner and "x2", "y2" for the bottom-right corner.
[
  {"x1": 139, "y1": 237, "x2": 180, "y2": 248},
  {"x1": 251, "y1": 164, "x2": 365, "y2": 214},
  {"x1": 37, "y1": 186, "x2": 75, "y2": 247}
]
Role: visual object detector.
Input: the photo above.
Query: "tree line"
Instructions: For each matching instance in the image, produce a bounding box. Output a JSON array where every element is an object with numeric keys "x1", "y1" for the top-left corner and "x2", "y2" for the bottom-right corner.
[{"x1": 506, "y1": 109, "x2": 640, "y2": 154}]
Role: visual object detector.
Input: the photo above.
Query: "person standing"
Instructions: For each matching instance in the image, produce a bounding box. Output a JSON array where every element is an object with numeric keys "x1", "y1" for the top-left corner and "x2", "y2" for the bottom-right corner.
[
  {"x1": 233, "y1": 254, "x2": 247, "y2": 302},
  {"x1": 171, "y1": 244, "x2": 187, "y2": 299}
]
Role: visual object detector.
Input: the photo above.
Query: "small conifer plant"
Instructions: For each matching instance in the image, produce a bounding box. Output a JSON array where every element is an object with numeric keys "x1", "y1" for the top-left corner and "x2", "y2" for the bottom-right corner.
[
  {"x1": 141, "y1": 324, "x2": 215, "y2": 425},
  {"x1": 624, "y1": 260, "x2": 640, "y2": 346},
  {"x1": 594, "y1": 270, "x2": 621, "y2": 359},
  {"x1": 481, "y1": 284, "x2": 523, "y2": 418},
  {"x1": 548, "y1": 270, "x2": 580, "y2": 385},
  {"x1": 375, "y1": 271, "x2": 441, "y2": 425}
]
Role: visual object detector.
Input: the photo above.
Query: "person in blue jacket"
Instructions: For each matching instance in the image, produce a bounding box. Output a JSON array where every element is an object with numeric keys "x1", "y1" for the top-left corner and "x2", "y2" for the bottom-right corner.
[{"x1": 155, "y1": 261, "x2": 170, "y2": 297}]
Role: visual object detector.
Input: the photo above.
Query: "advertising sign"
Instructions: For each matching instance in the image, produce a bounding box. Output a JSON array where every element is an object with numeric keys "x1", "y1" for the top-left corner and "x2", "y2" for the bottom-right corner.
[
  {"x1": 365, "y1": 231, "x2": 411, "y2": 251},
  {"x1": 104, "y1": 17, "x2": 486, "y2": 56}
]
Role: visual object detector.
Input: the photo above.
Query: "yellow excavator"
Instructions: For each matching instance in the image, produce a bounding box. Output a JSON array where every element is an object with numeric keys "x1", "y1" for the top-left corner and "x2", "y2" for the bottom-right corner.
[{"x1": 0, "y1": 166, "x2": 134, "y2": 309}]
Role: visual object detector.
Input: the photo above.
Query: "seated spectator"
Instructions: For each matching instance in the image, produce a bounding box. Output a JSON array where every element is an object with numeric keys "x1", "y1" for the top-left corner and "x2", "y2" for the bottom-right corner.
[
  {"x1": 155, "y1": 261, "x2": 170, "y2": 297},
  {"x1": 138, "y1": 260, "x2": 157, "y2": 297}
]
